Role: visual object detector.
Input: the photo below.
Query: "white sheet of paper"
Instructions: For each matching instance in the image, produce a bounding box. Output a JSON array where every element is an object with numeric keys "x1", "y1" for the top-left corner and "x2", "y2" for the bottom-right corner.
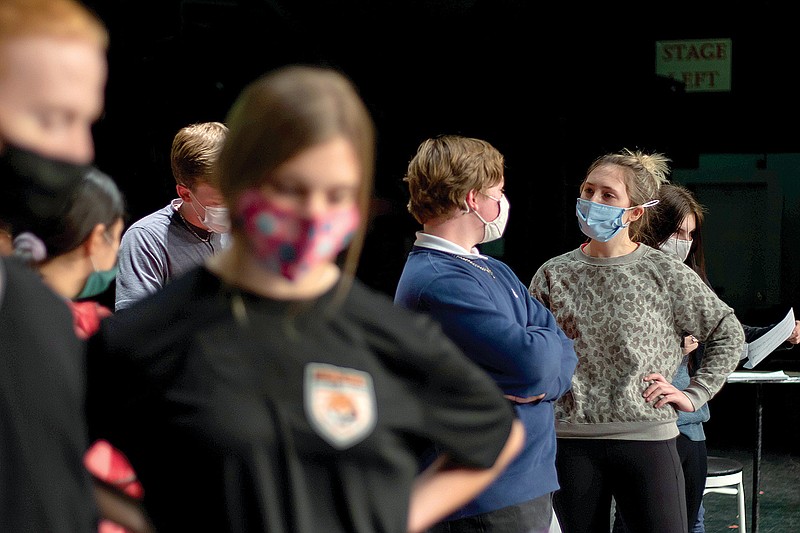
[
  {"x1": 742, "y1": 308, "x2": 795, "y2": 369},
  {"x1": 727, "y1": 370, "x2": 789, "y2": 381}
]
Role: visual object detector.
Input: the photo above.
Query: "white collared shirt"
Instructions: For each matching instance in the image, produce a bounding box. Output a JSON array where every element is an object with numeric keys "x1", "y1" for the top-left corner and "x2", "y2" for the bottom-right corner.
[{"x1": 412, "y1": 231, "x2": 489, "y2": 259}]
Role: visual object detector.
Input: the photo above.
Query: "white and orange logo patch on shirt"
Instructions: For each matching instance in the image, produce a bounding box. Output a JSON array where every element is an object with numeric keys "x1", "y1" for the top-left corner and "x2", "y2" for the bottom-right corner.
[{"x1": 304, "y1": 363, "x2": 376, "y2": 449}]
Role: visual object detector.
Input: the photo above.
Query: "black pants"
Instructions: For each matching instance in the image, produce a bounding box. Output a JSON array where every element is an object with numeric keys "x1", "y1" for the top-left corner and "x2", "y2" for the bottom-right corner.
[
  {"x1": 554, "y1": 438, "x2": 687, "y2": 533},
  {"x1": 676, "y1": 434, "x2": 707, "y2": 530},
  {"x1": 612, "y1": 434, "x2": 706, "y2": 533}
]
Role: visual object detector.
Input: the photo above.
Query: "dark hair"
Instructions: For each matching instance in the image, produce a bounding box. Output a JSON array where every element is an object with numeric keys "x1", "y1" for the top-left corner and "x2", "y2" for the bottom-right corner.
[
  {"x1": 15, "y1": 167, "x2": 125, "y2": 263},
  {"x1": 643, "y1": 183, "x2": 709, "y2": 285}
]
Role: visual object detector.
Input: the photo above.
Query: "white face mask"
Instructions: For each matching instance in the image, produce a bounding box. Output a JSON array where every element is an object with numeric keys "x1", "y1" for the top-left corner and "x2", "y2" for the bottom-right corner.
[
  {"x1": 189, "y1": 191, "x2": 231, "y2": 234},
  {"x1": 659, "y1": 236, "x2": 692, "y2": 262},
  {"x1": 471, "y1": 193, "x2": 510, "y2": 244}
]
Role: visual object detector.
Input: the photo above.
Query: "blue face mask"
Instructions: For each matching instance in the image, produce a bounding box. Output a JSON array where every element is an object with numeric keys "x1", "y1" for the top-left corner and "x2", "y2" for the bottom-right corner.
[
  {"x1": 76, "y1": 265, "x2": 118, "y2": 300},
  {"x1": 575, "y1": 198, "x2": 658, "y2": 242}
]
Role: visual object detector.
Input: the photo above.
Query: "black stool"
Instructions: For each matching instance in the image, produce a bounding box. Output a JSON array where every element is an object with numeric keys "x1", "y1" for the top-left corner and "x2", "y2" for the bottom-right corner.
[{"x1": 704, "y1": 456, "x2": 746, "y2": 533}]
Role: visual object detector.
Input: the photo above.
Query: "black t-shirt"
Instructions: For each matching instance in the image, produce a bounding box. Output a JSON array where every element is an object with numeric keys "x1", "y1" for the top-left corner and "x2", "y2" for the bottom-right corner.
[
  {"x1": 0, "y1": 256, "x2": 97, "y2": 532},
  {"x1": 87, "y1": 266, "x2": 514, "y2": 533}
]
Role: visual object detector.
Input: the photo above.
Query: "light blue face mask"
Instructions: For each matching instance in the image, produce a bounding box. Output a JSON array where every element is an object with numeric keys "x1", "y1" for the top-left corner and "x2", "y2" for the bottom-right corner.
[{"x1": 575, "y1": 198, "x2": 659, "y2": 242}]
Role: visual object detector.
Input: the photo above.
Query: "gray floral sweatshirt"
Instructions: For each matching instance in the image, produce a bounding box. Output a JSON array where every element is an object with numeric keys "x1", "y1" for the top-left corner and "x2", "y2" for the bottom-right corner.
[{"x1": 529, "y1": 244, "x2": 744, "y2": 440}]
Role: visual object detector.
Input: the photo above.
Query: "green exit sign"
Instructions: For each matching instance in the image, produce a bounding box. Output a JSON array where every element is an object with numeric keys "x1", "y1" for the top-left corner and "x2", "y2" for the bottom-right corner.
[{"x1": 656, "y1": 38, "x2": 732, "y2": 92}]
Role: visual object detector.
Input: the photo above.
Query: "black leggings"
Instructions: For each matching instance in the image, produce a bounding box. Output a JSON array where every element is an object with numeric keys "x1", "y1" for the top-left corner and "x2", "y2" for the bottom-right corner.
[
  {"x1": 611, "y1": 434, "x2": 707, "y2": 533},
  {"x1": 554, "y1": 438, "x2": 688, "y2": 533},
  {"x1": 675, "y1": 434, "x2": 707, "y2": 530}
]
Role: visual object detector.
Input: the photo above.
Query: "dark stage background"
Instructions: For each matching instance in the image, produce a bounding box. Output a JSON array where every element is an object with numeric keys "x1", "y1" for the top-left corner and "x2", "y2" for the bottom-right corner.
[
  {"x1": 84, "y1": 1, "x2": 800, "y2": 451},
  {"x1": 84, "y1": 0, "x2": 800, "y2": 294}
]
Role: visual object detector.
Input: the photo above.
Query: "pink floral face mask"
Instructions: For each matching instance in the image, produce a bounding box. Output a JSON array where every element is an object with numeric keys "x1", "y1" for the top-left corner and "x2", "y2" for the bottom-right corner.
[{"x1": 236, "y1": 189, "x2": 360, "y2": 280}]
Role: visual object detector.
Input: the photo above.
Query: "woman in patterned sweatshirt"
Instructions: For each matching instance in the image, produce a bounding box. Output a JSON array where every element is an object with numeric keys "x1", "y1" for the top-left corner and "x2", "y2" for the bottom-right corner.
[{"x1": 529, "y1": 149, "x2": 744, "y2": 533}]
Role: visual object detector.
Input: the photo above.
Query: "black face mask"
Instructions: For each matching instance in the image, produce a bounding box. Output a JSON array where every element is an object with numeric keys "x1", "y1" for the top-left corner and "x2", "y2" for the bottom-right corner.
[{"x1": 0, "y1": 143, "x2": 89, "y2": 234}]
